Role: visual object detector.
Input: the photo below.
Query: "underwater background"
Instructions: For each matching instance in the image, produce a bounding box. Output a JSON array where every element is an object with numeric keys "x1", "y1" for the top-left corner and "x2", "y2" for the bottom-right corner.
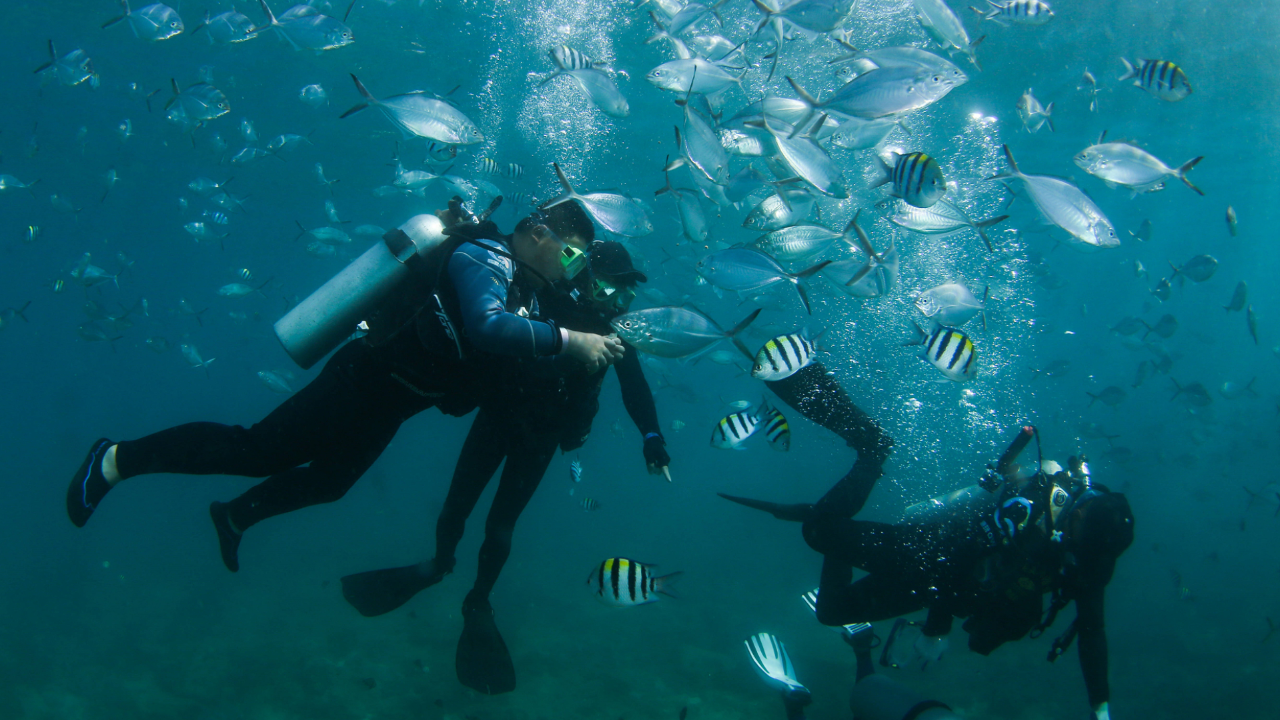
[{"x1": 2, "y1": 0, "x2": 1278, "y2": 718}]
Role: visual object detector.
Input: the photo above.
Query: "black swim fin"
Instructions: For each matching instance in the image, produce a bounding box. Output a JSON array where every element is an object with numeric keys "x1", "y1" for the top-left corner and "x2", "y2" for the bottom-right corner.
[
  {"x1": 457, "y1": 593, "x2": 516, "y2": 694},
  {"x1": 718, "y1": 493, "x2": 814, "y2": 522},
  {"x1": 340, "y1": 560, "x2": 449, "y2": 617}
]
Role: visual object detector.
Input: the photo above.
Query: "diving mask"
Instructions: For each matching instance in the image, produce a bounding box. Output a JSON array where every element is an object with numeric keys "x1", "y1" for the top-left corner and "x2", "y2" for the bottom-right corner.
[{"x1": 560, "y1": 243, "x2": 588, "y2": 279}]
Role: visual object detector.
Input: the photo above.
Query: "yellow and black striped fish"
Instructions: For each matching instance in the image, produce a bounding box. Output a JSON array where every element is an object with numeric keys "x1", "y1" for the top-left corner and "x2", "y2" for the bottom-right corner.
[
  {"x1": 752, "y1": 331, "x2": 816, "y2": 381},
  {"x1": 761, "y1": 406, "x2": 791, "y2": 451},
  {"x1": 872, "y1": 151, "x2": 946, "y2": 208},
  {"x1": 580, "y1": 496, "x2": 599, "y2": 511},
  {"x1": 711, "y1": 409, "x2": 760, "y2": 449},
  {"x1": 1119, "y1": 58, "x2": 1191, "y2": 101},
  {"x1": 909, "y1": 321, "x2": 978, "y2": 382},
  {"x1": 587, "y1": 557, "x2": 679, "y2": 607},
  {"x1": 478, "y1": 157, "x2": 502, "y2": 175}
]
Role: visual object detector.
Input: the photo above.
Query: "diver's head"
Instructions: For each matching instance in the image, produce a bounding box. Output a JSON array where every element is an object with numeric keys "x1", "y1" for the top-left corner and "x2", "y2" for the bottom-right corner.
[
  {"x1": 584, "y1": 241, "x2": 645, "y2": 314},
  {"x1": 512, "y1": 202, "x2": 594, "y2": 284},
  {"x1": 1069, "y1": 491, "x2": 1134, "y2": 561}
]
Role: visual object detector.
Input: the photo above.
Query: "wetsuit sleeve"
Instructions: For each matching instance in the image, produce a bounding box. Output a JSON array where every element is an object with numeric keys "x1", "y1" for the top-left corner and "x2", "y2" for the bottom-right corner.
[
  {"x1": 448, "y1": 242, "x2": 564, "y2": 357},
  {"x1": 614, "y1": 342, "x2": 661, "y2": 437}
]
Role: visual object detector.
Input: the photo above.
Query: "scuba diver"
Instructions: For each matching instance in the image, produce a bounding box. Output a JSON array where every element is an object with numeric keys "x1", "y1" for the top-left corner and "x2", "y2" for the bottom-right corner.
[
  {"x1": 337, "y1": 214, "x2": 668, "y2": 694},
  {"x1": 721, "y1": 366, "x2": 1134, "y2": 720},
  {"x1": 65, "y1": 199, "x2": 625, "y2": 576}
]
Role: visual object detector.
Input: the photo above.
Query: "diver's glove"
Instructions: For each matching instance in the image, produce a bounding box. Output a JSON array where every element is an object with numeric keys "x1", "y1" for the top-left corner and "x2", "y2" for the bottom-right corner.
[
  {"x1": 912, "y1": 633, "x2": 949, "y2": 669},
  {"x1": 643, "y1": 433, "x2": 670, "y2": 470},
  {"x1": 1091, "y1": 702, "x2": 1110, "y2": 720}
]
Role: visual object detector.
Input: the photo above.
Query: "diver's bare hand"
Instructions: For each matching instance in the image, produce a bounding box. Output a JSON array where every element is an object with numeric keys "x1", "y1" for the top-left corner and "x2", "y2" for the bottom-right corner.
[{"x1": 565, "y1": 330, "x2": 624, "y2": 372}]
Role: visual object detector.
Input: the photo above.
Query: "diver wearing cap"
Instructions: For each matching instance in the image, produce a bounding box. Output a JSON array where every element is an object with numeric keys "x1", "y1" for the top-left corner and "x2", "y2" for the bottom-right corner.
[
  {"x1": 338, "y1": 232, "x2": 667, "y2": 695},
  {"x1": 721, "y1": 378, "x2": 1132, "y2": 720},
  {"x1": 65, "y1": 201, "x2": 625, "y2": 575}
]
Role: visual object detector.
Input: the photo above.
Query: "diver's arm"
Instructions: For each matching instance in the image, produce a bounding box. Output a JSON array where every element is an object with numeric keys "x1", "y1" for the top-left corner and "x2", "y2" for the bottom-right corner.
[
  {"x1": 615, "y1": 343, "x2": 661, "y2": 436},
  {"x1": 1075, "y1": 582, "x2": 1111, "y2": 713},
  {"x1": 449, "y1": 243, "x2": 564, "y2": 357}
]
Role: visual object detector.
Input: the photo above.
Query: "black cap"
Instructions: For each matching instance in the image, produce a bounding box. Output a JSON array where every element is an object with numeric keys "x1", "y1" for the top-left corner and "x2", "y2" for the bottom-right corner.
[{"x1": 589, "y1": 241, "x2": 647, "y2": 284}]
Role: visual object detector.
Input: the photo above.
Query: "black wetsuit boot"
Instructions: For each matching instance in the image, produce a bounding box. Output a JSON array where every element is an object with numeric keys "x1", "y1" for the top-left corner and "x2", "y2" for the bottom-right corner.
[{"x1": 457, "y1": 589, "x2": 516, "y2": 694}]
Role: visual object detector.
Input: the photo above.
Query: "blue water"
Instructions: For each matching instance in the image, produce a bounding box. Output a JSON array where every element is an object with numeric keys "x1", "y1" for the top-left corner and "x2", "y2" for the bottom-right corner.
[{"x1": 2, "y1": 1, "x2": 1277, "y2": 718}]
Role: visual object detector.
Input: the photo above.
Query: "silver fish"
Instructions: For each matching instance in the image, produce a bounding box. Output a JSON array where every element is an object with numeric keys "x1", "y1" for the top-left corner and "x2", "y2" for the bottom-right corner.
[
  {"x1": 0, "y1": 175, "x2": 40, "y2": 195},
  {"x1": 916, "y1": 283, "x2": 986, "y2": 327},
  {"x1": 1074, "y1": 142, "x2": 1203, "y2": 196},
  {"x1": 915, "y1": 0, "x2": 981, "y2": 69},
  {"x1": 300, "y1": 225, "x2": 352, "y2": 246},
  {"x1": 184, "y1": 221, "x2": 228, "y2": 243},
  {"x1": 33, "y1": 41, "x2": 96, "y2": 87},
  {"x1": 611, "y1": 306, "x2": 759, "y2": 360},
  {"x1": 1247, "y1": 305, "x2": 1259, "y2": 345},
  {"x1": 1170, "y1": 380, "x2": 1212, "y2": 407},
  {"x1": 180, "y1": 343, "x2": 216, "y2": 372},
  {"x1": 567, "y1": 69, "x2": 629, "y2": 118},
  {"x1": 1079, "y1": 67, "x2": 1099, "y2": 112},
  {"x1": 1168, "y1": 255, "x2": 1217, "y2": 283},
  {"x1": 751, "y1": 117, "x2": 848, "y2": 198},
  {"x1": 1087, "y1": 386, "x2": 1127, "y2": 407},
  {"x1": 875, "y1": 197, "x2": 1006, "y2": 252},
  {"x1": 824, "y1": 216, "x2": 898, "y2": 299},
  {"x1": 299, "y1": 83, "x2": 328, "y2": 107},
  {"x1": 787, "y1": 65, "x2": 958, "y2": 122},
  {"x1": 752, "y1": 224, "x2": 848, "y2": 262},
  {"x1": 678, "y1": 106, "x2": 729, "y2": 184},
  {"x1": 832, "y1": 45, "x2": 968, "y2": 88},
  {"x1": 1226, "y1": 206, "x2": 1238, "y2": 237},
  {"x1": 753, "y1": 0, "x2": 854, "y2": 35},
  {"x1": 258, "y1": 0, "x2": 354, "y2": 52},
  {"x1": 695, "y1": 248, "x2": 829, "y2": 314},
  {"x1": 102, "y1": 1, "x2": 184, "y2": 42},
  {"x1": 342, "y1": 75, "x2": 483, "y2": 145},
  {"x1": 544, "y1": 163, "x2": 652, "y2": 237},
  {"x1": 191, "y1": 9, "x2": 259, "y2": 43},
  {"x1": 1141, "y1": 314, "x2": 1178, "y2": 340},
  {"x1": 989, "y1": 145, "x2": 1118, "y2": 249},
  {"x1": 257, "y1": 370, "x2": 294, "y2": 393},
  {"x1": 829, "y1": 116, "x2": 901, "y2": 150},
  {"x1": 267, "y1": 133, "x2": 312, "y2": 155},
  {"x1": 165, "y1": 80, "x2": 230, "y2": 123},
  {"x1": 647, "y1": 58, "x2": 743, "y2": 95},
  {"x1": 231, "y1": 147, "x2": 272, "y2": 165},
  {"x1": 743, "y1": 189, "x2": 815, "y2": 231},
  {"x1": 1016, "y1": 88, "x2": 1054, "y2": 133}
]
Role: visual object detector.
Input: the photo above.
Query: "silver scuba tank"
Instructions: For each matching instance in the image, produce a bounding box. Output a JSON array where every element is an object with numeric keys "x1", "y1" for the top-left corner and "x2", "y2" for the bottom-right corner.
[
  {"x1": 274, "y1": 214, "x2": 446, "y2": 369},
  {"x1": 899, "y1": 484, "x2": 997, "y2": 524}
]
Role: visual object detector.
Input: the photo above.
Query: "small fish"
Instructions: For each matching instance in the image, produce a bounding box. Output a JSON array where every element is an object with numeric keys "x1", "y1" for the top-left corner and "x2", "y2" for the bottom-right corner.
[
  {"x1": 49, "y1": 279, "x2": 65, "y2": 293},
  {"x1": 180, "y1": 343, "x2": 215, "y2": 372},
  {"x1": 752, "y1": 331, "x2": 817, "y2": 381},
  {"x1": 217, "y1": 282, "x2": 262, "y2": 298},
  {"x1": 210, "y1": 193, "x2": 247, "y2": 213},
  {"x1": 77, "y1": 322, "x2": 123, "y2": 344},
  {"x1": 305, "y1": 241, "x2": 337, "y2": 257},
  {"x1": 870, "y1": 151, "x2": 947, "y2": 208},
  {"x1": 724, "y1": 400, "x2": 752, "y2": 411},
  {"x1": 191, "y1": 9, "x2": 259, "y2": 44},
  {"x1": 711, "y1": 408, "x2": 761, "y2": 450},
  {"x1": 1223, "y1": 281, "x2": 1248, "y2": 313},
  {"x1": 1170, "y1": 379, "x2": 1212, "y2": 407},
  {"x1": 145, "y1": 336, "x2": 171, "y2": 353},
  {"x1": 761, "y1": 405, "x2": 791, "y2": 451},
  {"x1": 0, "y1": 175, "x2": 39, "y2": 195},
  {"x1": 178, "y1": 298, "x2": 208, "y2": 325},
  {"x1": 1016, "y1": 88, "x2": 1054, "y2": 133},
  {"x1": 570, "y1": 459, "x2": 583, "y2": 484},
  {"x1": 341, "y1": 75, "x2": 483, "y2": 146},
  {"x1": 1074, "y1": 142, "x2": 1202, "y2": 196},
  {"x1": 315, "y1": 163, "x2": 339, "y2": 192},
  {"x1": 0, "y1": 302, "x2": 31, "y2": 331},
  {"x1": 240, "y1": 118, "x2": 257, "y2": 142},
  {"x1": 188, "y1": 176, "x2": 232, "y2": 197},
  {"x1": 1247, "y1": 305, "x2": 1259, "y2": 345},
  {"x1": 974, "y1": 0, "x2": 1053, "y2": 26},
  {"x1": 916, "y1": 284, "x2": 986, "y2": 328},
  {"x1": 299, "y1": 83, "x2": 328, "y2": 107},
  {"x1": 1119, "y1": 58, "x2": 1192, "y2": 101},
  {"x1": 1131, "y1": 360, "x2": 1150, "y2": 389},
  {"x1": 580, "y1": 497, "x2": 600, "y2": 512},
  {"x1": 165, "y1": 80, "x2": 230, "y2": 124},
  {"x1": 1129, "y1": 219, "x2": 1153, "y2": 243},
  {"x1": 23, "y1": 226, "x2": 42, "y2": 244},
  {"x1": 116, "y1": 119, "x2": 133, "y2": 141},
  {"x1": 1079, "y1": 68, "x2": 1099, "y2": 112},
  {"x1": 1110, "y1": 317, "x2": 1146, "y2": 337},
  {"x1": 1219, "y1": 378, "x2": 1258, "y2": 400},
  {"x1": 1030, "y1": 358, "x2": 1071, "y2": 378},
  {"x1": 232, "y1": 147, "x2": 272, "y2": 165},
  {"x1": 267, "y1": 133, "x2": 312, "y2": 156},
  {"x1": 298, "y1": 225, "x2": 351, "y2": 246},
  {"x1": 184, "y1": 221, "x2": 228, "y2": 243},
  {"x1": 587, "y1": 558, "x2": 679, "y2": 607},
  {"x1": 33, "y1": 40, "x2": 97, "y2": 87},
  {"x1": 257, "y1": 370, "x2": 294, "y2": 393},
  {"x1": 1086, "y1": 386, "x2": 1127, "y2": 407},
  {"x1": 907, "y1": 321, "x2": 978, "y2": 382},
  {"x1": 1226, "y1": 206, "x2": 1238, "y2": 237},
  {"x1": 1169, "y1": 255, "x2": 1218, "y2": 284},
  {"x1": 544, "y1": 163, "x2": 652, "y2": 237},
  {"x1": 695, "y1": 248, "x2": 829, "y2": 314},
  {"x1": 1151, "y1": 278, "x2": 1172, "y2": 302},
  {"x1": 258, "y1": 0, "x2": 355, "y2": 52},
  {"x1": 1134, "y1": 261, "x2": 1148, "y2": 279},
  {"x1": 989, "y1": 145, "x2": 1118, "y2": 249},
  {"x1": 102, "y1": 1, "x2": 185, "y2": 42},
  {"x1": 1141, "y1": 314, "x2": 1178, "y2": 340},
  {"x1": 669, "y1": 419, "x2": 686, "y2": 432}
]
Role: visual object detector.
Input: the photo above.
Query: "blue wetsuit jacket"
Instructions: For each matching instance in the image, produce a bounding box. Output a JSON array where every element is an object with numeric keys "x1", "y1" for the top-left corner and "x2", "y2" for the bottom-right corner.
[{"x1": 446, "y1": 239, "x2": 565, "y2": 359}]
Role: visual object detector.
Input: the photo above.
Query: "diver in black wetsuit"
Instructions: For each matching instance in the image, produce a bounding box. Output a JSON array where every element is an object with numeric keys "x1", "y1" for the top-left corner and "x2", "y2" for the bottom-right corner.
[
  {"x1": 724, "y1": 368, "x2": 1134, "y2": 720},
  {"x1": 64, "y1": 202, "x2": 625, "y2": 572},
  {"x1": 339, "y1": 237, "x2": 666, "y2": 694}
]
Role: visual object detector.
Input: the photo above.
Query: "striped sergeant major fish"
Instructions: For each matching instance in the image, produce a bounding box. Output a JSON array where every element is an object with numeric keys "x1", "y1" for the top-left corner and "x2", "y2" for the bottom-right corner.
[
  {"x1": 580, "y1": 497, "x2": 599, "y2": 511},
  {"x1": 907, "y1": 320, "x2": 978, "y2": 382},
  {"x1": 870, "y1": 151, "x2": 946, "y2": 209},
  {"x1": 588, "y1": 557, "x2": 680, "y2": 607},
  {"x1": 570, "y1": 458, "x2": 583, "y2": 483},
  {"x1": 752, "y1": 331, "x2": 816, "y2": 381},
  {"x1": 1119, "y1": 58, "x2": 1191, "y2": 102},
  {"x1": 761, "y1": 405, "x2": 791, "y2": 451},
  {"x1": 972, "y1": 0, "x2": 1054, "y2": 26},
  {"x1": 711, "y1": 407, "x2": 762, "y2": 449},
  {"x1": 550, "y1": 44, "x2": 596, "y2": 72},
  {"x1": 478, "y1": 157, "x2": 525, "y2": 180}
]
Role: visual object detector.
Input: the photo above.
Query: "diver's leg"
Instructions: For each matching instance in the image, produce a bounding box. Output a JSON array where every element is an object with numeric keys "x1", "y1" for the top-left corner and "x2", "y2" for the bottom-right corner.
[
  {"x1": 434, "y1": 408, "x2": 508, "y2": 572},
  {"x1": 803, "y1": 518, "x2": 924, "y2": 627},
  {"x1": 766, "y1": 363, "x2": 893, "y2": 518}
]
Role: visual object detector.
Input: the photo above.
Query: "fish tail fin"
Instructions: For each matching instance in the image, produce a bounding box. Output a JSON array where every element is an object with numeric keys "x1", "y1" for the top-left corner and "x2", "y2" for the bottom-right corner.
[
  {"x1": 1086, "y1": 392, "x2": 1098, "y2": 407},
  {"x1": 654, "y1": 571, "x2": 682, "y2": 598},
  {"x1": 655, "y1": 156, "x2": 675, "y2": 196},
  {"x1": 902, "y1": 321, "x2": 928, "y2": 347},
  {"x1": 191, "y1": 10, "x2": 210, "y2": 35},
  {"x1": 1170, "y1": 378, "x2": 1184, "y2": 400},
  {"x1": 350, "y1": 73, "x2": 375, "y2": 101},
  {"x1": 783, "y1": 76, "x2": 818, "y2": 131},
  {"x1": 1000, "y1": 144, "x2": 1019, "y2": 175},
  {"x1": 1177, "y1": 157, "x2": 1205, "y2": 195},
  {"x1": 102, "y1": 11, "x2": 127, "y2": 29},
  {"x1": 1139, "y1": 319, "x2": 1154, "y2": 339},
  {"x1": 258, "y1": 0, "x2": 277, "y2": 25},
  {"x1": 794, "y1": 260, "x2": 832, "y2": 281},
  {"x1": 1118, "y1": 57, "x2": 1137, "y2": 82},
  {"x1": 541, "y1": 161, "x2": 577, "y2": 206},
  {"x1": 868, "y1": 153, "x2": 892, "y2": 189},
  {"x1": 1044, "y1": 102, "x2": 1055, "y2": 132},
  {"x1": 12, "y1": 300, "x2": 32, "y2": 322},
  {"x1": 846, "y1": 210, "x2": 880, "y2": 260},
  {"x1": 967, "y1": 36, "x2": 984, "y2": 71},
  {"x1": 981, "y1": 287, "x2": 989, "y2": 330},
  {"x1": 974, "y1": 214, "x2": 1005, "y2": 253}
]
